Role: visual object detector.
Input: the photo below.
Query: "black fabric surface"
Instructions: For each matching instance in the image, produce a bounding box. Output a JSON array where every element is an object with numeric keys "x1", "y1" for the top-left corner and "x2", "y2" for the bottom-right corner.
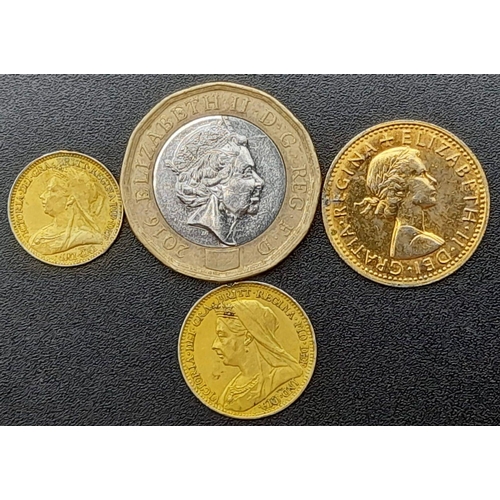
[{"x1": 0, "y1": 74, "x2": 499, "y2": 425}]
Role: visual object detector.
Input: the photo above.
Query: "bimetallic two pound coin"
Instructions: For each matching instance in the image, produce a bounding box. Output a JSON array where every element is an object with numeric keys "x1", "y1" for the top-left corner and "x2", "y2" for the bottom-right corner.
[
  {"x1": 178, "y1": 282, "x2": 316, "y2": 419},
  {"x1": 9, "y1": 151, "x2": 123, "y2": 266},
  {"x1": 121, "y1": 82, "x2": 320, "y2": 281},
  {"x1": 322, "y1": 121, "x2": 489, "y2": 286}
]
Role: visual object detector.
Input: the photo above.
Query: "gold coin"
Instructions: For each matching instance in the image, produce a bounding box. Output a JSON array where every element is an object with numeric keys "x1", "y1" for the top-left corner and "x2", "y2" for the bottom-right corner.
[
  {"x1": 8, "y1": 151, "x2": 123, "y2": 266},
  {"x1": 322, "y1": 121, "x2": 490, "y2": 286},
  {"x1": 121, "y1": 82, "x2": 321, "y2": 281},
  {"x1": 178, "y1": 282, "x2": 316, "y2": 419}
]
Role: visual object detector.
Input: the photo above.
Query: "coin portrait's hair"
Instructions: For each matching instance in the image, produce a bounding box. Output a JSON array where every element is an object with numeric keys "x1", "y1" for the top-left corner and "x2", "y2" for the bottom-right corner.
[
  {"x1": 213, "y1": 302, "x2": 250, "y2": 338},
  {"x1": 165, "y1": 118, "x2": 249, "y2": 208},
  {"x1": 355, "y1": 147, "x2": 421, "y2": 218}
]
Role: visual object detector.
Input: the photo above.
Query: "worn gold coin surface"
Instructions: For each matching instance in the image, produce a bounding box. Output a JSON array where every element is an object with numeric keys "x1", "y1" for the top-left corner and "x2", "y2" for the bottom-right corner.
[
  {"x1": 178, "y1": 282, "x2": 316, "y2": 419},
  {"x1": 322, "y1": 121, "x2": 489, "y2": 286},
  {"x1": 121, "y1": 82, "x2": 320, "y2": 281},
  {"x1": 9, "y1": 151, "x2": 123, "y2": 266}
]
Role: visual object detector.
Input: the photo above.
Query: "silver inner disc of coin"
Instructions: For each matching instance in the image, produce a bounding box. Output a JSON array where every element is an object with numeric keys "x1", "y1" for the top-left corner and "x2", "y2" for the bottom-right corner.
[{"x1": 154, "y1": 116, "x2": 286, "y2": 248}]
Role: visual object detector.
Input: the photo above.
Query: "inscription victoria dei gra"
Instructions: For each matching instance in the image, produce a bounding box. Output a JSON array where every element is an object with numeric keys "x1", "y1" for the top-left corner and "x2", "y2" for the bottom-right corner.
[
  {"x1": 121, "y1": 82, "x2": 321, "y2": 281},
  {"x1": 178, "y1": 282, "x2": 316, "y2": 419},
  {"x1": 9, "y1": 151, "x2": 123, "y2": 266}
]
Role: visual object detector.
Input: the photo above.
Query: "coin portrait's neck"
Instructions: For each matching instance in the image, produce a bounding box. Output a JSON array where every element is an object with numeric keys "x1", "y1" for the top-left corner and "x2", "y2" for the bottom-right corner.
[
  {"x1": 396, "y1": 197, "x2": 425, "y2": 231},
  {"x1": 225, "y1": 212, "x2": 239, "y2": 243}
]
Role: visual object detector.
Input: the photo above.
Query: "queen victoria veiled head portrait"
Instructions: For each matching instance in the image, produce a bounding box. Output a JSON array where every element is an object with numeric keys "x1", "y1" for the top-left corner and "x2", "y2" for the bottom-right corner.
[
  {"x1": 154, "y1": 116, "x2": 286, "y2": 248},
  {"x1": 356, "y1": 146, "x2": 444, "y2": 260},
  {"x1": 212, "y1": 299, "x2": 303, "y2": 412},
  {"x1": 29, "y1": 168, "x2": 105, "y2": 255},
  {"x1": 178, "y1": 281, "x2": 316, "y2": 418}
]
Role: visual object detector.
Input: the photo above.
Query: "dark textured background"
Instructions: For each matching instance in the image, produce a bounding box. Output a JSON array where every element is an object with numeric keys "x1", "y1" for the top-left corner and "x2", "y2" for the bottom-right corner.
[{"x1": 0, "y1": 75, "x2": 498, "y2": 425}]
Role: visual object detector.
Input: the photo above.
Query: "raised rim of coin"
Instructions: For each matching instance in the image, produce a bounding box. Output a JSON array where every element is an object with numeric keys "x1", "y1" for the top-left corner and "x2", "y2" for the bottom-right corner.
[
  {"x1": 322, "y1": 120, "x2": 490, "y2": 287},
  {"x1": 8, "y1": 150, "x2": 123, "y2": 267},
  {"x1": 178, "y1": 281, "x2": 317, "y2": 419},
  {"x1": 121, "y1": 82, "x2": 321, "y2": 282}
]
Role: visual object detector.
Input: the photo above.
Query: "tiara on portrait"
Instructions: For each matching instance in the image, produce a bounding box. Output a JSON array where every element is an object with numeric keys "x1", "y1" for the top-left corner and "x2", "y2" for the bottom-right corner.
[
  {"x1": 168, "y1": 117, "x2": 236, "y2": 174},
  {"x1": 212, "y1": 302, "x2": 236, "y2": 318}
]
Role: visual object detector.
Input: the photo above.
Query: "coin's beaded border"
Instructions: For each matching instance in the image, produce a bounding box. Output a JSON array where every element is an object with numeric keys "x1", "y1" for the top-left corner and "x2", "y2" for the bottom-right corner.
[
  {"x1": 324, "y1": 123, "x2": 489, "y2": 287},
  {"x1": 8, "y1": 151, "x2": 123, "y2": 267},
  {"x1": 178, "y1": 282, "x2": 317, "y2": 419}
]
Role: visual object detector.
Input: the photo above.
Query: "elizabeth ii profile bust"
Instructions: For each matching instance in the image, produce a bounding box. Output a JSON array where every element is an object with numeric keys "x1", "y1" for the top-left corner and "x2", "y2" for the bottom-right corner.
[
  {"x1": 356, "y1": 146, "x2": 444, "y2": 260},
  {"x1": 165, "y1": 118, "x2": 264, "y2": 246}
]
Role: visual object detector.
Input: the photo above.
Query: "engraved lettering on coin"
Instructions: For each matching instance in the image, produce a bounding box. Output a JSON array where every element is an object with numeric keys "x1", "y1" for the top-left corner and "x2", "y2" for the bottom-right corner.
[
  {"x1": 9, "y1": 151, "x2": 123, "y2": 267},
  {"x1": 178, "y1": 282, "x2": 316, "y2": 419},
  {"x1": 121, "y1": 82, "x2": 321, "y2": 281},
  {"x1": 154, "y1": 116, "x2": 286, "y2": 247},
  {"x1": 30, "y1": 168, "x2": 105, "y2": 255},
  {"x1": 212, "y1": 299, "x2": 303, "y2": 412},
  {"x1": 355, "y1": 147, "x2": 444, "y2": 260},
  {"x1": 322, "y1": 121, "x2": 490, "y2": 286}
]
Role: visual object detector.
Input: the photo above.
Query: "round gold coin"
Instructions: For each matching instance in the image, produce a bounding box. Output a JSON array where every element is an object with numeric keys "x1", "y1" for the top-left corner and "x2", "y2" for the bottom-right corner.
[
  {"x1": 178, "y1": 282, "x2": 316, "y2": 419},
  {"x1": 121, "y1": 82, "x2": 321, "y2": 281},
  {"x1": 322, "y1": 121, "x2": 490, "y2": 286},
  {"x1": 8, "y1": 151, "x2": 123, "y2": 266}
]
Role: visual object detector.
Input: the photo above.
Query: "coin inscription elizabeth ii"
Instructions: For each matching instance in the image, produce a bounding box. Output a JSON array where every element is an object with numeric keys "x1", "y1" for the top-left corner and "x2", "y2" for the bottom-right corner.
[
  {"x1": 121, "y1": 83, "x2": 320, "y2": 281},
  {"x1": 9, "y1": 151, "x2": 123, "y2": 266},
  {"x1": 178, "y1": 282, "x2": 316, "y2": 419},
  {"x1": 322, "y1": 121, "x2": 489, "y2": 286}
]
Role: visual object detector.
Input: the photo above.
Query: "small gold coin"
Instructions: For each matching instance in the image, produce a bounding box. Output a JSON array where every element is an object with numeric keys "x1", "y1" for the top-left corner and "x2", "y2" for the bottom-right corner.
[
  {"x1": 322, "y1": 121, "x2": 490, "y2": 286},
  {"x1": 8, "y1": 151, "x2": 123, "y2": 266},
  {"x1": 121, "y1": 82, "x2": 321, "y2": 281},
  {"x1": 178, "y1": 282, "x2": 316, "y2": 419}
]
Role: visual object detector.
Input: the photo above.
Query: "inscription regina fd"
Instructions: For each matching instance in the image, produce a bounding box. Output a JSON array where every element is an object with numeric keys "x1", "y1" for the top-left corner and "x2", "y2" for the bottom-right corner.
[
  {"x1": 178, "y1": 282, "x2": 316, "y2": 419},
  {"x1": 121, "y1": 82, "x2": 320, "y2": 281},
  {"x1": 322, "y1": 121, "x2": 489, "y2": 286},
  {"x1": 9, "y1": 151, "x2": 123, "y2": 266}
]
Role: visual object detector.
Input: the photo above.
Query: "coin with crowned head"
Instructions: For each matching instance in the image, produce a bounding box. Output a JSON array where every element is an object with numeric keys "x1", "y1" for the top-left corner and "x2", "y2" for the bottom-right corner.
[
  {"x1": 9, "y1": 151, "x2": 123, "y2": 266},
  {"x1": 178, "y1": 282, "x2": 316, "y2": 419},
  {"x1": 121, "y1": 83, "x2": 320, "y2": 281}
]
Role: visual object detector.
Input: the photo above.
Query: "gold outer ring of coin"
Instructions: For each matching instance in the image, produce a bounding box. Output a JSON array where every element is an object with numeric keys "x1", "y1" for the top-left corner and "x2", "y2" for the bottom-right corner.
[
  {"x1": 121, "y1": 82, "x2": 321, "y2": 282},
  {"x1": 178, "y1": 281, "x2": 316, "y2": 419},
  {"x1": 8, "y1": 150, "x2": 123, "y2": 267},
  {"x1": 322, "y1": 120, "x2": 490, "y2": 287}
]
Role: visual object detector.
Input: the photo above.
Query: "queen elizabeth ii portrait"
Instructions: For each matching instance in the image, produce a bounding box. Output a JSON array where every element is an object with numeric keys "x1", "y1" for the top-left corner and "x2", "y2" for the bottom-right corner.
[
  {"x1": 164, "y1": 118, "x2": 265, "y2": 247},
  {"x1": 355, "y1": 146, "x2": 444, "y2": 260},
  {"x1": 29, "y1": 168, "x2": 104, "y2": 255},
  {"x1": 212, "y1": 299, "x2": 303, "y2": 412}
]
